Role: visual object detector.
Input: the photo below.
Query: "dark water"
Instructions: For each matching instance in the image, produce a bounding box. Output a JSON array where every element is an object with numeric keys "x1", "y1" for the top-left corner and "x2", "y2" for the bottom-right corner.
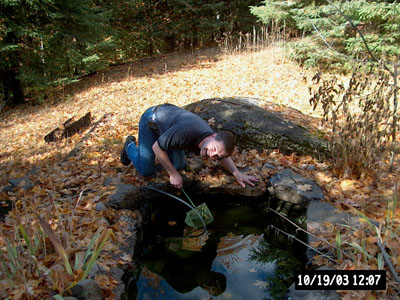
[{"x1": 125, "y1": 194, "x2": 307, "y2": 300}]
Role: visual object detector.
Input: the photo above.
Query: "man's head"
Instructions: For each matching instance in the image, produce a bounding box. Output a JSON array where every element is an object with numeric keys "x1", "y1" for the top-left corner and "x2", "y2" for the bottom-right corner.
[
  {"x1": 199, "y1": 131, "x2": 235, "y2": 160},
  {"x1": 199, "y1": 271, "x2": 227, "y2": 296}
]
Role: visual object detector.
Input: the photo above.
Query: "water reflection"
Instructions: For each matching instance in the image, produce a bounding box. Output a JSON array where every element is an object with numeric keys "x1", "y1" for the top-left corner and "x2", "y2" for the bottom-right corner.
[
  {"x1": 127, "y1": 199, "x2": 306, "y2": 300},
  {"x1": 137, "y1": 234, "x2": 274, "y2": 300}
]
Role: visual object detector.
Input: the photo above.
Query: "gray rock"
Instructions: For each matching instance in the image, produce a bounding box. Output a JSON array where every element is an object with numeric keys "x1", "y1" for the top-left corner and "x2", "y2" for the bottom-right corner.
[
  {"x1": 113, "y1": 283, "x2": 126, "y2": 300},
  {"x1": 87, "y1": 262, "x2": 105, "y2": 279},
  {"x1": 116, "y1": 212, "x2": 142, "y2": 257},
  {"x1": 110, "y1": 267, "x2": 125, "y2": 281},
  {"x1": 184, "y1": 98, "x2": 328, "y2": 158},
  {"x1": 2, "y1": 185, "x2": 15, "y2": 192},
  {"x1": 306, "y1": 165, "x2": 317, "y2": 171},
  {"x1": 8, "y1": 177, "x2": 34, "y2": 190},
  {"x1": 107, "y1": 184, "x2": 141, "y2": 210},
  {"x1": 71, "y1": 279, "x2": 102, "y2": 300},
  {"x1": 6, "y1": 167, "x2": 39, "y2": 191},
  {"x1": 262, "y1": 163, "x2": 276, "y2": 169},
  {"x1": 118, "y1": 214, "x2": 139, "y2": 234},
  {"x1": 306, "y1": 201, "x2": 359, "y2": 260},
  {"x1": 95, "y1": 202, "x2": 107, "y2": 211},
  {"x1": 267, "y1": 169, "x2": 324, "y2": 206},
  {"x1": 307, "y1": 201, "x2": 358, "y2": 231},
  {"x1": 103, "y1": 176, "x2": 121, "y2": 187}
]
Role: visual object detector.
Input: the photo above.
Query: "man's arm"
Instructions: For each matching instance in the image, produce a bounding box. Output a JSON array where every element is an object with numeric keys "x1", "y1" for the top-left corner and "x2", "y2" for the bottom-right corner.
[
  {"x1": 220, "y1": 157, "x2": 258, "y2": 188},
  {"x1": 152, "y1": 141, "x2": 183, "y2": 188}
]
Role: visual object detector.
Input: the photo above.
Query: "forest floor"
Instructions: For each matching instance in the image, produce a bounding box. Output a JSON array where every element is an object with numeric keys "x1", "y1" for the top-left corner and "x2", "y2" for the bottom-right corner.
[{"x1": 0, "y1": 45, "x2": 399, "y2": 299}]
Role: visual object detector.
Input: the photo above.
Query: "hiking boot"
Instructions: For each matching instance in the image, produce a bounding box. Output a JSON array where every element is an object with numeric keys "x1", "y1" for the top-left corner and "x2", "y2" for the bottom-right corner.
[{"x1": 121, "y1": 136, "x2": 136, "y2": 166}]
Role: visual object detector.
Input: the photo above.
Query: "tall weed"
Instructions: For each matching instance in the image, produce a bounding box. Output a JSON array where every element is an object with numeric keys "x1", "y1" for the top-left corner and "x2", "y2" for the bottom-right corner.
[
  {"x1": 309, "y1": 68, "x2": 397, "y2": 178},
  {"x1": 216, "y1": 25, "x2": 286, "y2": 54},
  {"x1": 0, "y1": 211, "x2": 111, "y2": 299}
]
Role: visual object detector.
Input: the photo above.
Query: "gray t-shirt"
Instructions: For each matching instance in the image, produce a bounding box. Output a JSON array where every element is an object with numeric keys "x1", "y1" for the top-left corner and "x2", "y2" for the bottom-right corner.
[{"x1": 154, "y1": 104, "x2": 214, "y2": 153}]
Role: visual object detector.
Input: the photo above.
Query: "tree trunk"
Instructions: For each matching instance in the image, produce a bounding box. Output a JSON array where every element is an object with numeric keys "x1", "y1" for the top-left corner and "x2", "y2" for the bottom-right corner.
[
  {"x1": 164, "y1": 35, "x2": 176, "y2": 53},
  {"x1": 1, "y1": 68, "x2": 24, "y2": 106},
  {"x1": 2, "y1": 31, "x2": 25, "y2": 106}
]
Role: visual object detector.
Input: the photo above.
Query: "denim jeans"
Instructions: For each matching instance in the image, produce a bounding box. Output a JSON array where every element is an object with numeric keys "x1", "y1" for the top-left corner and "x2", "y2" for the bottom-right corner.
[{"x1": 126, "y1": 106, "x2": 186, "y2": 176}]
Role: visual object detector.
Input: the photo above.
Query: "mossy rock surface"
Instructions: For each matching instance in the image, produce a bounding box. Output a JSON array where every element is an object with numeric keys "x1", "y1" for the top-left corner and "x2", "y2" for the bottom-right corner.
[{"x1": 185, "y1": 97, "x2": 328, "y2": 158}]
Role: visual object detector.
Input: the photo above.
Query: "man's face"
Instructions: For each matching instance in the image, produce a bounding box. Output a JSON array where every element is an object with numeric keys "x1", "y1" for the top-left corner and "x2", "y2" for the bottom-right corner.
[{"x1": 200, "y1": 137, "x2": 228, "y2": 160}]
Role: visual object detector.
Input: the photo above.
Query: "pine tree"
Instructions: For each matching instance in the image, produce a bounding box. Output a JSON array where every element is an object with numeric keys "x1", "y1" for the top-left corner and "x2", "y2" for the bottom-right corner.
[
  {"x1": 0, "y1": 0, "x2": 112, "y2": 106},
  {"x1": 251, "y1": 0, "x2": 400, "y2": 69}
]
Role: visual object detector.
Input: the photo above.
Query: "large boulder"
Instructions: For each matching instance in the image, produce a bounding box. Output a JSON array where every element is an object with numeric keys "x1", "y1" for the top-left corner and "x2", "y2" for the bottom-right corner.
[{"x1": 184, "y1": 97, "x2": 328, "y2": 158}]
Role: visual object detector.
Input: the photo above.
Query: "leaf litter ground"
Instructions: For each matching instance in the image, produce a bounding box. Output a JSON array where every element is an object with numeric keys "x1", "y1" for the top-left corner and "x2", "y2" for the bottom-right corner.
[{"x1": 0, "y1": 46, "x2": 399, "y2": 299}]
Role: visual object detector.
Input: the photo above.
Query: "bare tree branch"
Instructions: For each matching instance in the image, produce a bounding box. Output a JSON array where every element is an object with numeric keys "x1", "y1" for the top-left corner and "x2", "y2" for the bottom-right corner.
[
  {"x1": 310, "y1": 21, "x2": 366, "y2": 65},
  {"x1": 325, "y1": 0, "x2": 394, "y2": 77}
]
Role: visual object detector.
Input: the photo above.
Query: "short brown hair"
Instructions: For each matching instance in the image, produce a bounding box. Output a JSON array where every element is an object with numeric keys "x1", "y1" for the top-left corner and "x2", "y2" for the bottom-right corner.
[{"x1": 215, "y1": 131, "x2": 235, "y2": 157}]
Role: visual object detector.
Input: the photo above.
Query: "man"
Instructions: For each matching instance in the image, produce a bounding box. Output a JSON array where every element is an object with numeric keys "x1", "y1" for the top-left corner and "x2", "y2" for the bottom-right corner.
[{"x1": 121, "y1": 103, "x2": 258, "y2": 189}]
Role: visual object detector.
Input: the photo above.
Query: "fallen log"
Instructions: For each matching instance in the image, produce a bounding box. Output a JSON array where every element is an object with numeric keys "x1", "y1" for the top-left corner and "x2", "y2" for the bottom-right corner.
[
  {"x1": 62, "y1": 113, "x2": 113, "y2": 163},
  {"x1": 44, "y1": 112, "x2": 91, "y2": 142}
]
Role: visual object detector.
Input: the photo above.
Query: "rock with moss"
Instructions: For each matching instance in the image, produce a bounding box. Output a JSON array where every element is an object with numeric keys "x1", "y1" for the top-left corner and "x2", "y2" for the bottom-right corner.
[{"x1": 184, "y1": 97, "x2": 328, "y2": 158}]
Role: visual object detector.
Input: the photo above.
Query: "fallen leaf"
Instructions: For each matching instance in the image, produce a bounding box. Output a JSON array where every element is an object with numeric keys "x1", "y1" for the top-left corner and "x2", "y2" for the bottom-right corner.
[
  {"x1": 252, "y1": 280, "x2": 268, "y2": 289},
  {"x1": 120, "y1": 253, "x2": 132, "y2": 262},
  {"x1": 297, "y1": 184, "x2": 312, "y2": 191},
  {"x1": 249, "y1": 268, "x2": 257, "y2": 273},
  {"x1": 168, "y1": 221, "x2": 177, "y2": 226}
]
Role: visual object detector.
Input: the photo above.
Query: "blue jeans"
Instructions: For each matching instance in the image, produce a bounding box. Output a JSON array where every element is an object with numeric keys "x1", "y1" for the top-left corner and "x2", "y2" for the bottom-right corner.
[{"x1": 126, "y1": 107, "x2": 186, "y2": 176}]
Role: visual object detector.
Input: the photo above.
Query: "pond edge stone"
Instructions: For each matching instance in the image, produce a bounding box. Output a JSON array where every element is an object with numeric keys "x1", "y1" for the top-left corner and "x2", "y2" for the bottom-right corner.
[{"x1": 267, "y1": 168, "x2": 324, "y2": 206}]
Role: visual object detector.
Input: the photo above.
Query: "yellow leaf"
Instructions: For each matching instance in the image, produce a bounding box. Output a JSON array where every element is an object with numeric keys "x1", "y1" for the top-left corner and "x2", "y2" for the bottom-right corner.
[
  {"x1": 366, "y1": 236, "x2": 376, "y2": 245},
  {"x1": 339, "y1": 179, "x2": 357, "y2": 192},
  {"x1": 297, "y1": 184, "x2": 312, "y2": 192},
  {"x1": 168, "y1": 221, "x2": 177, "y2": 226},
  {"x1": 209, "y1": 182, "x2": 222, "y2": 188},
  {"x1": 323, "y1": 222, "x2": 333, "y2": 228}
]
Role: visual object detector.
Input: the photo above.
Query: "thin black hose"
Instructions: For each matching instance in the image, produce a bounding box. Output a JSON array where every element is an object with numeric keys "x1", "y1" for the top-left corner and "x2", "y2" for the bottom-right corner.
[{"x1": 139, "y1": 186, "x2": 208, "y2": 238}]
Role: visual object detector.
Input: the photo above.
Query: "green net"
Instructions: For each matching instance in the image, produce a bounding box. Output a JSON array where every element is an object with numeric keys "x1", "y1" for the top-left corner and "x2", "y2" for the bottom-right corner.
[{"x1": 184, "y1": 202, "x2": 214, "y2": 229}]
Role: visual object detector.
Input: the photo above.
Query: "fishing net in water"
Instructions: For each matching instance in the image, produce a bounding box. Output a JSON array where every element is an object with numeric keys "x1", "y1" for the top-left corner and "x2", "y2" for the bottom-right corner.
[{"x1": 185, "y1": 202, "x2": 214, "y2": 229}]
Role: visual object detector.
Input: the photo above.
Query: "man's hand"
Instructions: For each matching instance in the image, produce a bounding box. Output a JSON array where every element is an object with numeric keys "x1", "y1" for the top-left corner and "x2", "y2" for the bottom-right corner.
[
  {"x1": 233, "y1": 172, "x2": 258, "y2": 188},
  {"x1": 220, "y1": 157, "x2": 259, "y2": 188},
  {"x1": 152, "y1": 141, "x2": 183, "y2": 189},
  {"x1": 170, "y1": 171, "x2": 183, "y2": 189}
]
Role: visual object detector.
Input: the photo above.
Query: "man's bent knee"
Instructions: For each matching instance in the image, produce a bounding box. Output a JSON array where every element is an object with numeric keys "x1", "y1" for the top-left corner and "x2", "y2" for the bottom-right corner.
[
  {"x1": 138, "y1": 169, "x2": 155, "y2": 177},
  {"x1": 173, "y1": 160, "x2": 186, "y2": 171},
  {"x1": 135, "y1": 165, "x2": 156, "y2": 177}
]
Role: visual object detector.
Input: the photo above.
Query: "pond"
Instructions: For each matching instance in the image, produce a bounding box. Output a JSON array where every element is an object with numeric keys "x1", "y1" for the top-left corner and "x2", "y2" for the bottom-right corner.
[{"x1": 124, "y1": 192, "x2": 308, "y2": 300}]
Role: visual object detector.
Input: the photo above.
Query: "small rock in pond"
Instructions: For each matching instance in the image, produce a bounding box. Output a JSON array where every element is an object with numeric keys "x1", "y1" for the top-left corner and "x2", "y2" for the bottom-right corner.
[{"x1": 71, "y1": 279, "x2": 102, "y2": 300}]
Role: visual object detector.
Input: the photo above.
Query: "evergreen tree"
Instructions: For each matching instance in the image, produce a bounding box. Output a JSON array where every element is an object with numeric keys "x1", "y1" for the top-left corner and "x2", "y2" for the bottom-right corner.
[
  {"x1": 0, "y1": 0, "x2": 263, "y2": 106},
  {"x1": 0, "y1": 0, "x2": 112, "y2": 106},
  {"x1": 113, "y1": 0, "x2": 263, "y2": 55},
  {"x1": 251, "y1": 0, "x2": 400, "y2": 69}
]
